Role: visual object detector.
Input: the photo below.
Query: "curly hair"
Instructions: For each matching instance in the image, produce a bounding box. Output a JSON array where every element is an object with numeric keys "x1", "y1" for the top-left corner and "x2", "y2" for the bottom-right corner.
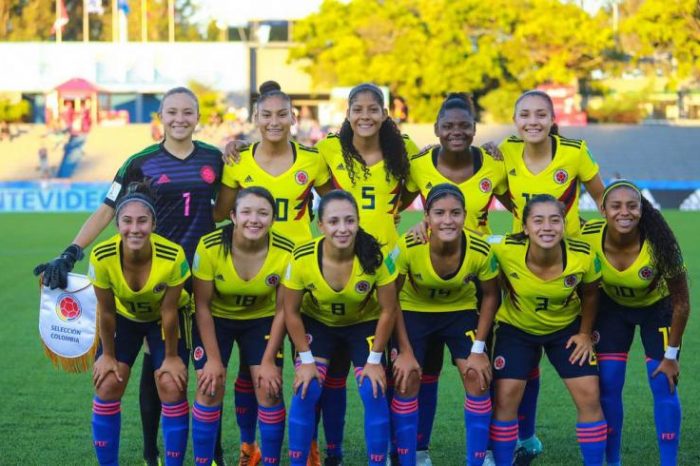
[{"x1": 338, "y1": 86, "x2": 409, "y2": 185}]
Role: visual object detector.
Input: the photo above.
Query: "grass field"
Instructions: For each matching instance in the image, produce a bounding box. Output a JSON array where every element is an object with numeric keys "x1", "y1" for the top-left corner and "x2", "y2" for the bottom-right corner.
[{"x1": 1, "y1": 211, "x2": 698, "y2": 465}]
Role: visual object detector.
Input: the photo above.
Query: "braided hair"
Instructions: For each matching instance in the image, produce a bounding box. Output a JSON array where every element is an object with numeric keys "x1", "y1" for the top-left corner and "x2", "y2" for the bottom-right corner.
[{"x1": 338, "y1": 83, "x2": 409, "y2": 185}]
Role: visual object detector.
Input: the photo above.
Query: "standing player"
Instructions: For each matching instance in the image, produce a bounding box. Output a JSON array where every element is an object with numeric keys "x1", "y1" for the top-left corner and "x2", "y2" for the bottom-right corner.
[
  {"x1": 87, "y1": 183, "x2": 191, "y2": 466},
  {"x1": 34, "y1": 87, "x2": 225, "y2": 466},
  {"x1": 191, "y1": 187, "x2": 292, "y2": 466},
  {"x1": 283, "y1": 190, "x2": 399, "y2": 466},
  {"x1": 214, "y1": 82, "x2": 332, "y2": 465},
  {"x1": 490, "y1": 195, "x2": 606, "y2": 466},
  {"x1": 581, "y1": 181, "x2": 689, "y2": 466},
  {"x1": 391, "y1": 184, "x2": 500, "y2": 466}
]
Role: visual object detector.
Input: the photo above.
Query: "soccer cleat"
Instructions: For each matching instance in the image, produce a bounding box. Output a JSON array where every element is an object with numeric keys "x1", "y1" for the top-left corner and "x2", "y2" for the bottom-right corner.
[
  {"x1": 238, "y1": 442, "x2": 262, "y2": 466},
  {"x1": 307, "y1": 440, "x2": 321, "y2": 466},
  {"x1": 482, "y1": 450, "x2": 495, "y2": 466},
  {"x1": 513, "y1": 436, "x2": 543, "y2": 466},
  {"x1": 416, "y1": 449, "x2": 433, "y2": 466},
  {"x1": 144, "y1": 457, "x2": 162, "y2": 466},
  {"x1": 324, "y1": 457, "x2": 344, "y2": 466}
]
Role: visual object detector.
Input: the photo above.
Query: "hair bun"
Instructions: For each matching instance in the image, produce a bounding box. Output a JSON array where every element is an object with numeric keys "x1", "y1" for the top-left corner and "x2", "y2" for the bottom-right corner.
[{"x1": 259, "y1": 80, "x2": 282, "y2": 95}]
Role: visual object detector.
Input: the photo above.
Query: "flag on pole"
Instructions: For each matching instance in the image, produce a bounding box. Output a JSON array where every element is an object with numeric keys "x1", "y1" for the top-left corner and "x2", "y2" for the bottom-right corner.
[
  {"x1": 118, "y1": 0, "x2": 130, "y2": 15},
  {"x1": 87, "y1": 0, "x2": 104, "y2": 14},
  {"x1": 118, "y1": 0, "x2": 129, "y2": 42},
  {"x1": 52, "y1": 0, "x2": 69, "y2": 33}
]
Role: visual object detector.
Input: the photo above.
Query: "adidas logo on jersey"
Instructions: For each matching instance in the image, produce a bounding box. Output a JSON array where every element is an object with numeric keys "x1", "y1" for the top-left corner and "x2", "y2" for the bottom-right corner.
[
  {"x1": 215, "y1": 274, "x2": 225, "y2": 281},
  {"x1": 425, "y1": 182, "x2": 433, "y2": 190},
  {"x1": 508, "y1": 169, "x2": 516, "y2": 176},
  {"x1": 336, "y1": 163, "x2": 345, "y2": 171},
  {"x1": 307, "y1": 283, "x2": 316, "y2": 291},
  {"x1": 245, "y1": 175, "x2": 254, "y2": 183},
  {"x1": 156, "y1": 174, "x2": 171, "y2": 184},
  {"x1": 413, "y1": 273, "x2": 422, "y2": 280},
  {"x1": 509, "y1": 272, "x2": 519, "y2": 279}
]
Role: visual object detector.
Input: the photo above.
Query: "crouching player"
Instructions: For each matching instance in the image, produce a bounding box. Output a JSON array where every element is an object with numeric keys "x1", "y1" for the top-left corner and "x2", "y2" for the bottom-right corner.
[
  {"x1": 490, "y1": 195, "x2": 606, "y2": 466},
  {"x1": 391, "y1": 184, "x2": 500, "y2": 466},
  {"x1": 88, "y1": 183, "x2": 191, "y2": 465}
]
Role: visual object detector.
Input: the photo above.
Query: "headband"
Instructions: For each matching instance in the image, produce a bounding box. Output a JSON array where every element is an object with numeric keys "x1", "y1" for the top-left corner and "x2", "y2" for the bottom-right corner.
[
  {"x1": 602, "y1": 180, "x2": 642, "y2": 205},
  {"x1": 115, "y1": 193, "x2": 157, "y2": 222},
  {"x1": 425, "y1": 183, "x2": 465, "y2": 211},
  {"x1": 349, "y1": 83, "x2": 385, "y2": 106}
]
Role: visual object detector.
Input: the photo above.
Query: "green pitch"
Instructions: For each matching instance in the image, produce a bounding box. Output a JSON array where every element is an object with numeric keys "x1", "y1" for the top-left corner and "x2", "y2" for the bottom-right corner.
[{"x1": 1, "y1": 211, "x2": 698, "y2": 465}]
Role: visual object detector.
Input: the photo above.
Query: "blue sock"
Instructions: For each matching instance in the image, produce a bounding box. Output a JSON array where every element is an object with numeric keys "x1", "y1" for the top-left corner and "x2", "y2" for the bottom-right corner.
[
  {"x1": 235, "y1": 371, "x2": 259, "y2": 444},
  {"x1": 356, "y1": 368, "x2": 390, "y2": 465},
  {"x1": 576, "y1": 419, "x2": 607, "y2": 466},
  {"x1": 321, "y1": 375, "x2": 347, "y2": 458},
  {"x1": 288, "y1": 363, "x2": 325, "y2": 465},
  {"x1": 646, "y1": 358, "x2": 681, "y2": 466},
  {"x1": 490, "y1": 419, "x2": 518, "y2": 466},
  {"x1": 259, "y1": 402, "x2": 286, "y2": 465},
  {"x1": 465, "y1": 394, "x2": 492, "y2": 466},
  {"x1": 192, "y1": 402, "x2": 221, "y2": 466},
  {"x1": 92, "y1": 397, "x2": 121, "y2": 466},
  {"x1": 598, "y1": 354, "x2": 627, "y2": 464},
  {"x1": 161, "y1": 400, "x2": 189, "y2": 466},
  {"x1": 518, "y1": 368, "x2": 540, "y2": 440},
  {"x1": 386, "y1": 368, "x2": 397, "y2": 456},
  {"x1": 391, "y1": 394, "x2": 418, "y2": 466},
  {"x1": 417, "y1": 373, "x2": 439, "y2": 451}
]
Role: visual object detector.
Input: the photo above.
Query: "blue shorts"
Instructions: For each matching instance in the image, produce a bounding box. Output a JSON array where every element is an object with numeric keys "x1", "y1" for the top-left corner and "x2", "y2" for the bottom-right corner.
[
  {"x1": 403, "y1": 310, "x2": 479, "y2": 366},
  {"x1": 492, "y1": 319, "x2": 598, "y2": 380},
  {"x1": 192, "y1": 316, "x2": 283, "y2": 370},
  {"x1": 302, "y1": 315, "x2": 383, "y2": 367},
  {"x1": 96, "y1": 311, "x2": 190, "y2": 369},
  {"x1": 594, "y1": 292, "x2": 673, "y2": 360}
]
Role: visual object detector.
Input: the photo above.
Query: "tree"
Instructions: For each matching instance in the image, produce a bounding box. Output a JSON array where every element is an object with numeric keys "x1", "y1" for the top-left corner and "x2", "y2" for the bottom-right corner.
[
  {"x1": 621, "y1": 0, "x2": 700, "y2": 82},
  {"x1": 291, "y1": 0, "x2": 613, "y2": 122}
]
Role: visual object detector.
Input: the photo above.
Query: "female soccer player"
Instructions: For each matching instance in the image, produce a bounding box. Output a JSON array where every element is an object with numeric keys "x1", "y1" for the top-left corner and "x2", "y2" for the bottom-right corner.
[
  {"x1": 581, "y1": 180, "x2": 689, "y2": 466},
  {"x1": 490, "y1": 194, "x2": 606, "y2": 466},
  {"x1": 87, "y1": 183, "x2": 191, "y2": 466},
  {"x1": 391, "y1": 184, "x2": 500, "y2": 466},
  {"x1": 191, "y1": 187, "x2": 293, "y2": 466},
  {"x1": 34, "y1": 87, "x2": 225, "y2": 466},
  {"x1": 283, "y1": 190, "x2": 399, "y2": 466}
]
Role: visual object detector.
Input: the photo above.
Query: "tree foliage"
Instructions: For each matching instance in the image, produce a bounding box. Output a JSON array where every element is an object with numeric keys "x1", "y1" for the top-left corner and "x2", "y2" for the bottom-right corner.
[
  {"x1": 1, "y1": 0, "x2": 201, "y2": 42},
  {"x1": 291, "y1": 0, "x2": 612, "y2": 121},
  {"x1": 621, "y1": 0, "x2": 700, "y2": 82}
]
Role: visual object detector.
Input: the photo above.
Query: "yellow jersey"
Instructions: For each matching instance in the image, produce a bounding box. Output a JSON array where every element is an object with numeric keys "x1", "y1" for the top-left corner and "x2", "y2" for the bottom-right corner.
[
  {"x1": 283, "y1": 237, "x2": 398, "y2": 327},
  {"x1": 406, "y1": 146, "x2": 508, "y2": 234},
  {"x1": 492, "y1": 235, "x2": 601, "y2": 335},
  {"x1": 221, "y1": 141, "x2": 331, "y2": 245},
  {"x1": 581, "y1": 219, "x2": 670, "y2": 307},
  {"x1": 88, "y1": 233, "x2": 191, "y2": 322},
  {"x1": 396, "y1": 230, "x2": 499, "y2": 312},
  {"x1": 499, "y1": 134, "x2": 599, "y2": 237},
  {"x1": 192, "y1": 229, "x2": 294, "y2": 319},
  {"x1": 316, "y1": 133, "x2": 419, "y2": 249}
]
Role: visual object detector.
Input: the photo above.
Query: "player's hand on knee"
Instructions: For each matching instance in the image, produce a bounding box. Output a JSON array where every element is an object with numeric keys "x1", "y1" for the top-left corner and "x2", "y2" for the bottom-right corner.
[
  {"x1": 566, "y1": 333, "x2": 594, "y2": 366},
  {"x1": 652, "y1": 358, "x2": 680, "y2": 394},
  {"x1": 198, "y1": 359, "x2": 225, "y2": 397},
  {"x1": 34, "y1": 244, "x2": 83, "y2": 289},
  {"x1": 157, "y1": 356, "x2": 188, "y2": 392},
  {"x1": 257, "y1": 360, "x2": 283, "y2": 399},
  {"x1": 360, "y1": 363, "x2": 386, "y2": 398},
  {"x1": 293, "y1": 362, "x2": 321, "y2": 399},
  {"x1": 93, "y1": 354, "x2": 123, "y2": 389},
  {"x1": 392, "y1": 351, "x2": 421, "y2": 394},
  {"x1": 464, "y1": 353, "x2": 492, "y2": 391}
]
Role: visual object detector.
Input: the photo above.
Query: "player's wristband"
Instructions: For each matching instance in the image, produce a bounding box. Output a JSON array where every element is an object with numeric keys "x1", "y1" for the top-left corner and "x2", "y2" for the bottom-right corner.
[
  {"x1": 471, "y1": 340, "x2": 486, "y2": 354},
  {"x1": 367, "y1": 351, "x2": 383, "y2": 365},
  {"x1": 664, "y1": 346, "x2": 680, "y2": 360},
  {"x1": 298, "y1": 351, "x2": 314, "y2": 364}
]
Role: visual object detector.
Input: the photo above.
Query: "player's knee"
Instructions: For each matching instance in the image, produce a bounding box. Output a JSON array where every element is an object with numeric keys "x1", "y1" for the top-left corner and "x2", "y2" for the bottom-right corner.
[
  {"x1": 156, "y1": 377, "x2": 188, "y2": 404},
  {"x1": 96, "y1": 375, "x2": 126, "y2": 401}
]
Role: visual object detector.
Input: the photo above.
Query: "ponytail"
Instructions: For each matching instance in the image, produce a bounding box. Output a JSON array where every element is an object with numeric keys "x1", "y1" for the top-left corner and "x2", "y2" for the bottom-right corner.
[
  {"x1": 220, "y1": 222, "x2": 235, "y2": 258},
  {"x1": 354, "y1": 227, "x2": 384, "y2": 275},
  {"x1": 638, "y1": 197, "x2": 685, "y2": 281}
]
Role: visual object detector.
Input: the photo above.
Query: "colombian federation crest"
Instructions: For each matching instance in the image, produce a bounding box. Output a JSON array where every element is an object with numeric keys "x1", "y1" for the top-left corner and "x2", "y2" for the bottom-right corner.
[
  {"x1": 493, "y1": 355, "x2": 506, "y2": 370},
  {"x1": 193, "y1": 346, "x2": 205, "y2": 361},
  {"x1": 638, "y1": 266, "x2": 654, "y2": 281},
  {"x1": 295, "y1": 170, "x2": 309, "y2": 185},
  {"x1": 265, "y1": 274, "x2": 281, "y2": 287},
  {"x1": 200, "y1": 165, "x2": 216, "y2": 184},
  {"x1": 553, "y1": 169, "x2": 569, "y2": 184},
  {"x1": 355, "y1": 280, "x2": 371, "y2": 294},
  {"x1": 564, "y1": 274, "x2": 578, "y2": 288},
  {"x1": 39, "y1": 273, "x2": 97, "y2": 372},
  {"x1": 479, "y1": 178, "x2": 492, "y2": 193}
]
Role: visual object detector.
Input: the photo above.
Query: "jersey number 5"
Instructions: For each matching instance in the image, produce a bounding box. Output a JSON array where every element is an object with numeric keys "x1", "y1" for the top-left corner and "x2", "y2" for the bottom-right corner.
[{"x1": 362, "y1": 186, "x2": 375, "y2": 210}]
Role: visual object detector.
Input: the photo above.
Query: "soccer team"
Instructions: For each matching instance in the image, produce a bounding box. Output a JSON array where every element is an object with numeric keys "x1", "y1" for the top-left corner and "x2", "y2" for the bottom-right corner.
[{"x1": 34, "y1": 82, "x2": 690, "y2": 466}]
